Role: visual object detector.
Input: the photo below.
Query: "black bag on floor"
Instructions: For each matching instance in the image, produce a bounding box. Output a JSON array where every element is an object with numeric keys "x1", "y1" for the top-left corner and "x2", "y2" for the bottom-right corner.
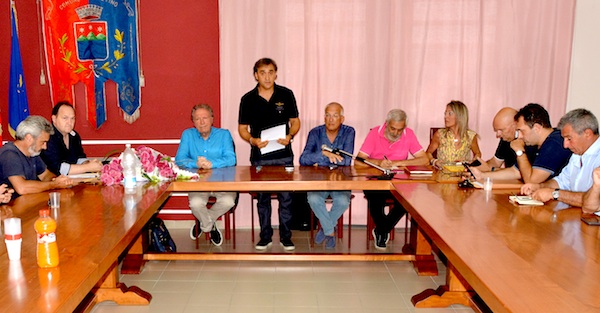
[{"x1": 148, "y1": 217, "x2": 177, "y2": 252}]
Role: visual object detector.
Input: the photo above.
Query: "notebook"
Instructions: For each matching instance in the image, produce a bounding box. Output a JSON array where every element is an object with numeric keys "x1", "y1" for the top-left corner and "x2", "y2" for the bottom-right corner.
[
  {"x1": 509, "y1": 195, "x2": 544, "y2": 206},
  {"x1": 403, "y1": 166, "x2": 433, "y2": 176}
]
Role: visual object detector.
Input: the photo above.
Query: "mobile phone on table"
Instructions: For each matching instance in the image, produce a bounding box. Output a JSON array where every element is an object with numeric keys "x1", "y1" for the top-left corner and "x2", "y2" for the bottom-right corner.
[
  {"x1": 462, "y1": 162, "x2": 476, "y2": 179},
  {"x1": 581, "y1": 214, "x2": 600, "y2": 226},
  {"x1": 468, "y1": 159, "x2": 481, "y2": 167}
]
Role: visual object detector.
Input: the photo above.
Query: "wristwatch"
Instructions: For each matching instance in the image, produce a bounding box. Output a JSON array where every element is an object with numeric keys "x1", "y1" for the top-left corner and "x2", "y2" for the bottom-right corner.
[
  {"x1": 515, "y1": 150, "x2": 524, "y2": 157},
  {"x1": 288, "y1": 134, "x2": 294, "y2": 143},
  {"x1": 552, "y1": 188, "x2": 560, "y2": 200}
]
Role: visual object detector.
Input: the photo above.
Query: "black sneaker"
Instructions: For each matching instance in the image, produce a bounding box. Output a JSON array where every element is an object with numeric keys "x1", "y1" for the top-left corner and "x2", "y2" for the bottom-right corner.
[
  {"x1": 210, "y1": 225, "x2": 223, "y2": 246},
  {"x1": 255, "y1": 239, "x2": 272, "y2": 250},
  {"x1": 189, "y1": 224, "x2": 201, "y2": 240},
  {"x1": 280, "y1": 238, "x2": 295, "y2": 251},
  {"x1": 373, "y1": 228, "x2": 387, "y2": 250}
]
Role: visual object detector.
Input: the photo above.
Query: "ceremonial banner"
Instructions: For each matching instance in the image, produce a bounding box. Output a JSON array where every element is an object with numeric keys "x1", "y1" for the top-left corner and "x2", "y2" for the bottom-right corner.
[
  {"x1": 41, "y1": 0, "x2": 141, "y2": 128},
  {"x1": 8, "y1": 2, "x2": 30, "y2": 138}
]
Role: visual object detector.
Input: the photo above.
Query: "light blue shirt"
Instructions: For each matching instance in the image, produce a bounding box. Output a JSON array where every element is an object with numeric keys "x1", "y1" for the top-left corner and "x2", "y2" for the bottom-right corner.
[
  {"x1": 554, "y1": 137, "x2": 600, "y2": 192},
  {"x1": 175, "y1": 127, "x2": 236, "y2": 169}
]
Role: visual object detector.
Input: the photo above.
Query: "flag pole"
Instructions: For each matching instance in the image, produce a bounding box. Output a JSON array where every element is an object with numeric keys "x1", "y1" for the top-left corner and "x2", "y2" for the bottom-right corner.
[{"x1": 36, "y1": 0, "x2": 47, "y2": 86}]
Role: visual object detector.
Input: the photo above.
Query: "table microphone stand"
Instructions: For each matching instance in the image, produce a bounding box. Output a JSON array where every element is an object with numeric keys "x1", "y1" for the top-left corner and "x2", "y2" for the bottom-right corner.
[{"x1": 323, "y1": 145, "x2": 395, "y2": 180}]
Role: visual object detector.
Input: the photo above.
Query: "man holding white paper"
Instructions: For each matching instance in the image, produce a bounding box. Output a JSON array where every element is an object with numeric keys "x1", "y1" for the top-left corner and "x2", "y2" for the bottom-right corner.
[{"x1": 238, "y1": 58, "x2": 301, "y2": 251}]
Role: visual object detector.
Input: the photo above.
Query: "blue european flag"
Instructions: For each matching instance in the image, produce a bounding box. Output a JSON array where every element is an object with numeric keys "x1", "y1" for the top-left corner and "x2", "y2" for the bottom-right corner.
[{"x1": 8, "y1": 3, "x2": 29, "y2": 138}]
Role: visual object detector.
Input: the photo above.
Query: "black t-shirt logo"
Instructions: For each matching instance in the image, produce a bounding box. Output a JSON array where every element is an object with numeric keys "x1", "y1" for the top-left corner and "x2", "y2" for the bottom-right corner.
[{"x1": 275, "y1": 102, "x2": 285, "y2": 113}]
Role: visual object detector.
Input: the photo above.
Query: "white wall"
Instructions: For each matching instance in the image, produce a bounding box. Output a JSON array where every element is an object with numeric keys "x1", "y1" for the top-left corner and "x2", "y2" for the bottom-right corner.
[{"x1": 567, "y1": 0, "x2": 600, "y2": 119}]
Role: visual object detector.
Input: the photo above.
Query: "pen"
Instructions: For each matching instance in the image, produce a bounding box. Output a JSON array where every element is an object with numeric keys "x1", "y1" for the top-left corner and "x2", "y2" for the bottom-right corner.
[{"x1": 384, "y1": 155, "x2": 389, "y2": 161}]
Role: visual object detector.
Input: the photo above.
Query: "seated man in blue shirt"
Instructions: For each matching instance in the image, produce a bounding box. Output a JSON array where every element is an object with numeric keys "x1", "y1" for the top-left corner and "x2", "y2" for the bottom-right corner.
[
  {"x1": 175, "y1": 104, "x2": 237, "y2": 246},
  {"x1": 299, "y1": 102, "x2": 355, "y2": 248},
  {"x1": 523, "y1": 108, "x2": 600, "y2": 207},
  {"x1": 471, "y1": 103, "x2": 571, "y2": 184}
]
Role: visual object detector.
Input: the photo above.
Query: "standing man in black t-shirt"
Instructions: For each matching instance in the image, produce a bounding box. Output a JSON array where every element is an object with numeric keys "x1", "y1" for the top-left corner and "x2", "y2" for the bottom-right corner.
[{"x1": 238, "y1": 58, "x2": 301, "y2": 251}]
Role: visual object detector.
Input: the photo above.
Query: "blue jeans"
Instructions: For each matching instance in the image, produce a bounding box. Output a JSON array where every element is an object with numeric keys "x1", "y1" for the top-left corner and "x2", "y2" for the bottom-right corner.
[
  {"x1": 307, "y1": 191, "x2": 351, "y2": 236},
  {"x1": 252, "y1": 157, "x2": 294, "y2": 241}
]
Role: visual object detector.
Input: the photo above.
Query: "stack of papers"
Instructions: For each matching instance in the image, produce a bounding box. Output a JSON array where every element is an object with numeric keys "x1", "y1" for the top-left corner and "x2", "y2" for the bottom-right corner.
[
  {"x1": 509, "y1": 195, "x2": 544, "y2": 206},
  {"x1": 403, "y1": 166, "x2": 433, "y2": 176}
]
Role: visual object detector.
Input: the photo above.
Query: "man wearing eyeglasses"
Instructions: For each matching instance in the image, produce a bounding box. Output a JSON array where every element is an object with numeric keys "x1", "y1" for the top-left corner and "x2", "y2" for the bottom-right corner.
[{"x1": 299, "y1": 102, "x2": 355, "y2": 249}]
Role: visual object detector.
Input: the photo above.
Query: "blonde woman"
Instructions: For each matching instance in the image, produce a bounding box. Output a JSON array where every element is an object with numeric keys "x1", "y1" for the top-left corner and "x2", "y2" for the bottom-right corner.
[{"x1": 427, "y1": 100, "x2": 481, "y2": 168}]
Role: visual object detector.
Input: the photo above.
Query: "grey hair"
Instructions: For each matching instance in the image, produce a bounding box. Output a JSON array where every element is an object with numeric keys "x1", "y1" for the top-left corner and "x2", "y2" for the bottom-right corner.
[
  {"x1": 557, "y1": 108, "x2": 599, "y2": 135},
  {"x1": 191, "y1": 103, "x2": 214, "y2": 120},
  {"x1": 386, "y1": 109, "x2": 407, "y2": 124},
  {"x1": 15, "y1": 116, "x2": 54, "y2": 140},
  {"x1": 324, "y1": 102, "x2": 344, "y2": 116}
]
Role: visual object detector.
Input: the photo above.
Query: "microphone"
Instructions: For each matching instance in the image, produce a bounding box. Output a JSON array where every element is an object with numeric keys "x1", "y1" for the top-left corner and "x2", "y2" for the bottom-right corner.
[
  {"x1": 321, "y1": 145, "x2": 394, "y2": 179},
  {"x1": 321, "y1": 145, "x2": 353, "y2": 158},
  {"x1": 321, "y1": 144, "x2": 334, "y2": 153}
]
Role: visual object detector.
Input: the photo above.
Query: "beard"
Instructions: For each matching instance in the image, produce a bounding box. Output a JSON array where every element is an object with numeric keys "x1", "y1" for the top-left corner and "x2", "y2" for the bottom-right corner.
[
  {"x1": 385, "y1": 131, "x2": 400, "y2": 142},
  {"x1": 28, "y1": 144, "x2": 41, "y2": 157}
]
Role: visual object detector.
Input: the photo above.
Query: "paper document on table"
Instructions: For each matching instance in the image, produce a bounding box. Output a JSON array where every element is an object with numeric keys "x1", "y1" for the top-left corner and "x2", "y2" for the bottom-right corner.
[
  {"x1": 509, "y1": 195, "x2": 544, "y2": 206},
  {"x1": 403, "y1": 166, "x2": 433, "y2": 176},
  {"x1": 472, "y1": 181, "x2": 483, "y2": 188},
  {"x1": 68, "y1": 172, "x2": 99, "y2": 179},
  {"x1": 260, "y1": 124, "x2": 286, "y2": 155}
]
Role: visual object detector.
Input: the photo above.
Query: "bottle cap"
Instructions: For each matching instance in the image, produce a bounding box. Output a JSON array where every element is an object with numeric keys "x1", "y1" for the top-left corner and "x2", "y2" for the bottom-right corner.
[{"x1": 39, "y1": 209, "x2": 50, "y2": 216}]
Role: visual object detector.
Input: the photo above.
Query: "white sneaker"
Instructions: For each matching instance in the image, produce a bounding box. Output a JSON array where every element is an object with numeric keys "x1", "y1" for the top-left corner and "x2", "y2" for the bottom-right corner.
[{"x1": 189, "y1": 224, "x2": 201, "y2": 240}]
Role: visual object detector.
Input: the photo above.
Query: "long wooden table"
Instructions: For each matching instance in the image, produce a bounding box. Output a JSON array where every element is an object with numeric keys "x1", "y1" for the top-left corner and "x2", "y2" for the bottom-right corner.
[
  {"x1": 168, "y1": 165, "x2": 417, "y2": 192},
  {"x1": 393, "y1": 183, "x2": 600, "y2": 313},
  {"x1": 133, "y1": 165, "x2": 440, "y2": 267},
  {"x1": 0, "y1": 165, "x2": 435, "y2": 312},
  {"x1": 3, "y1": 165, "x2": 562, "y2": 312},
  {"x1": 0, "y1": 182, "x2": 170, "y2": 313}
]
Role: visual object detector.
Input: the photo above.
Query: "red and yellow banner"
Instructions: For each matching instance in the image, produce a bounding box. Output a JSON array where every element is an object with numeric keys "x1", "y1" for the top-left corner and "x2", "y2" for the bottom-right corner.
[{"x1": 41, "y1": 1, "x2": 141, "y2": 128}]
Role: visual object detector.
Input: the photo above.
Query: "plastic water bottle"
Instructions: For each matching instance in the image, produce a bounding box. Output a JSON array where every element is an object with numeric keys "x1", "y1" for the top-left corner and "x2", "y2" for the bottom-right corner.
[
  {"x1": 122, "y1": 144, "x2": 137, "y2": 189},
  {"x1": 35, "y1": 209, "x2": 59, "y2": 268}
]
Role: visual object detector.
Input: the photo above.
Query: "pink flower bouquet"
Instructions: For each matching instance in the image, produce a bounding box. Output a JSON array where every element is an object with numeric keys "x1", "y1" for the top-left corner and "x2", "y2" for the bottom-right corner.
[{"x1": 100, "y1": 146, "x2": 199, "y2": 186}]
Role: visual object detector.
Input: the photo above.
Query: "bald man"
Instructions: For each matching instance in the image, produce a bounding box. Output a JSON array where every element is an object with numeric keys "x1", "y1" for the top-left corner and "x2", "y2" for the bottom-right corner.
[
  {"x1": 471, "y1": 103, "x2": 571, "y2": 184},
  {"x1": 474, "y1": 107, "x2": 538, "y2": 172}
]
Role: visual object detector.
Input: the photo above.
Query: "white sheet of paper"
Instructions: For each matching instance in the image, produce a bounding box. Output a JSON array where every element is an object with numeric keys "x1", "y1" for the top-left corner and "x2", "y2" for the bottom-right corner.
[
  {"x1": 260, "y1": 124, "x2": 286, "y2": 155},
  {"x1": 67, "y1": 173, "x2": 99, "y2": 179}
]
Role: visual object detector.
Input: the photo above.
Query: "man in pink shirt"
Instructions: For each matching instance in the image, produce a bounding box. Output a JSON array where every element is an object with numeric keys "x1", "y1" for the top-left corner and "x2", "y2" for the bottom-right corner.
[{"x1": 356, "y1": 109, "x2": 428, "y2": 249}]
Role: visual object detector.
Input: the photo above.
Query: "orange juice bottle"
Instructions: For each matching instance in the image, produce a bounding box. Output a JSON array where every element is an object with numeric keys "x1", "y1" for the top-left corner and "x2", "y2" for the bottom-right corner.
[{"x1": 35, "y1": 209, "x2": 59, "y2": 267}]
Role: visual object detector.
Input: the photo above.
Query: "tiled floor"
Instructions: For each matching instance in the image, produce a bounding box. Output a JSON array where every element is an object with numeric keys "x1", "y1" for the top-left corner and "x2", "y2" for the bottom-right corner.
[{"x1": 92, "y1": 226, "x2": 476, "y2": 313}]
